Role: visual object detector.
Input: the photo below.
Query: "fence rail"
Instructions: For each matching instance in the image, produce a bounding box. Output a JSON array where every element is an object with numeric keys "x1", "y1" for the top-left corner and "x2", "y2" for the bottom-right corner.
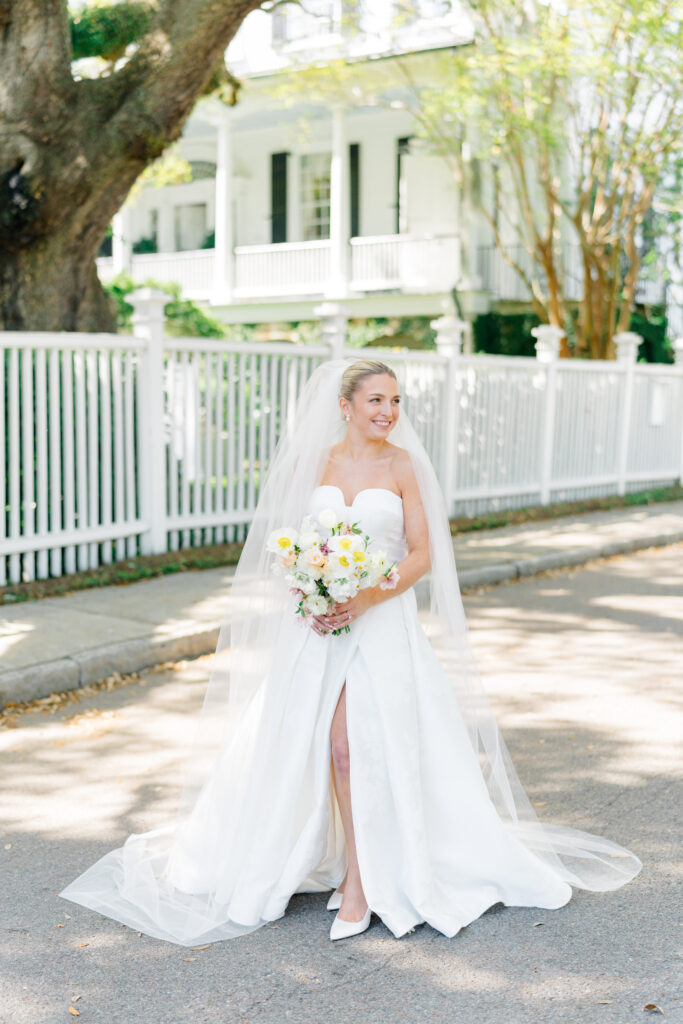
[{"x1": 2, "y1": 293, "x2": 682, "y2": 586}]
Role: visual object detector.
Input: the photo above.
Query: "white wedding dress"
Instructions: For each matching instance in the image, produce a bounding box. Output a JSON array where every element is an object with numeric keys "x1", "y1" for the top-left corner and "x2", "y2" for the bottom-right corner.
[{"x1": 60, "y1": 483, "x2": 634, "y2": 945}]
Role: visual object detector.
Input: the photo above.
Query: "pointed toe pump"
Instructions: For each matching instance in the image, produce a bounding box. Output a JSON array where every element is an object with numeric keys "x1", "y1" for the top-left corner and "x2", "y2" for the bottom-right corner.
[
  {"x1": 330, "y1": 905, "x2": 372, "y2": 941},
  {"x1": 326, "y1": 888, "x2": 343, "y2": 911}
]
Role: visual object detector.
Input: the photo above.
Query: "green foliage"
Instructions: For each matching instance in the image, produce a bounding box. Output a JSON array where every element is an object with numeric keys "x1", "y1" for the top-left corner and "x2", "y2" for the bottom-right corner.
[
  {"x1": 132, "y1": 236, "x2": 157, "y2": 254},
  {"x1": 71, "y1": 1, "x2": 155, "y2": 63},
  {"x1": 630, "y1": 307, "x2": 673, "y2": 364},
  {"x1": 473, "y1": 312, "x2": 541, "y2": 357},
  {"x1": 347, "y1": 316, "x2": 437, "y2": 350},
  {"x1": 105, "y1": 273, "x2": 228, "y2": 338}
]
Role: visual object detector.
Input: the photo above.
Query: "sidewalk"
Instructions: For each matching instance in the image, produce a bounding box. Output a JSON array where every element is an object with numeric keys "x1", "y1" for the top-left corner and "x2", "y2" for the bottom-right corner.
[{"x1": 2, "y1": 499, "x2": 682, "y2": 708}]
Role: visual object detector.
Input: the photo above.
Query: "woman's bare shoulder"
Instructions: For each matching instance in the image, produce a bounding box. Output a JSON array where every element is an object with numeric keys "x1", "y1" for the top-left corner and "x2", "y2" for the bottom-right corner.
[{"x1": 388, "y1": 445, "x2": 418, "y2": 495}]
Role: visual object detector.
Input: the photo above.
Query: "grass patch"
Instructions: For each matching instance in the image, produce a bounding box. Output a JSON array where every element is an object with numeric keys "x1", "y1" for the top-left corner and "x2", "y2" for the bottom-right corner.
[
  {"x1": 449, "y1": 484, "x2": 683, "y2": 535},
  {"x1": 1, "y1": 484, "x2": 681, "y2": 606}
]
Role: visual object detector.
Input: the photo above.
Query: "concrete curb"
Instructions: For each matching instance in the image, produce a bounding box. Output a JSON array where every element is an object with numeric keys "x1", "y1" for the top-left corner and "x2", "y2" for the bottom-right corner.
[
  {"x1": 3, "y1": 526, "x2": 683, "y2": 710},
  {"x1": 0, "y1": 625, "x2": 221, "y2": 708}
]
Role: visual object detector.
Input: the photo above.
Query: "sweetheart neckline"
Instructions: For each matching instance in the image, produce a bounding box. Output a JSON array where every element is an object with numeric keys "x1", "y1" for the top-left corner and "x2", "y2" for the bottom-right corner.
[{"x1": 314, "y1": 484, "x2": 403, "y2": 508}]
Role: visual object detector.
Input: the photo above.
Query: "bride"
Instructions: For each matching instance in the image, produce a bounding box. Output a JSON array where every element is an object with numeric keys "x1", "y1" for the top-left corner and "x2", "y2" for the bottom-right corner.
[{"x1": 60, "y1": 358, "x2": 641, "y2": 944}]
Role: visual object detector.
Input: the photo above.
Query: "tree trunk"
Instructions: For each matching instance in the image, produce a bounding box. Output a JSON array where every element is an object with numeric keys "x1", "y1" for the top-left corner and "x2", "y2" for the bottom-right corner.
[
  {"x1": 1, "y1": 232, "x2": 117, "y2": 333},
  {"x1": 0, "y1": 0, "x2": 260, "y2": 332}
]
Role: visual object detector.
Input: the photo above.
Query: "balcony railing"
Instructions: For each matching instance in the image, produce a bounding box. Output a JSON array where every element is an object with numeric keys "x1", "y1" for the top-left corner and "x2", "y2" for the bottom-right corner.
[{"x1": 96, "y1": 233, "x2": 462, "y2": 303}]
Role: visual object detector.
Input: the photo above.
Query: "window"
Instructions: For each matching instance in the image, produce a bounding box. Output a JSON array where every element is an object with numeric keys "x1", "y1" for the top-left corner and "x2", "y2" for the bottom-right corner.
[
  {"x1": 174, "y1": 203, "x2": 207, "y2": 251},
  {"x1": 300, "y1": 153, "x2": 331, "y2": 240}
]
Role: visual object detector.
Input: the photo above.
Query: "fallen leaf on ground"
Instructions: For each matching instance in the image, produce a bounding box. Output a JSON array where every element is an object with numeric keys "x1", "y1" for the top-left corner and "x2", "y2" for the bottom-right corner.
[
  {"x1": 532, "y1": 802, "x2": 547, "y2": 807},
  {"x1": 68, "y1": 1008, "x2": 80, "y2": 1017},
  {"x1": 643, "y1": 1005, "x2": 664, "y2": 1015},
  {"x1": 598, "y1": 1000, "x2": 613, "y2": 1004},
  {"x1": 4, "y1": 844, "x2": 11, "y2": 850},
  {"x1": 77, "y1": 943, "x2": 88, "y2": 948},
  {"x1": 183, "y1": 957, "x2": 197, "y2": 962},
  {"x1": 532, "y1": 921, "x2": 544, "y2": 927},
  {"x1": 191, "y1": 944, "x2": 210, "y2": 950}
]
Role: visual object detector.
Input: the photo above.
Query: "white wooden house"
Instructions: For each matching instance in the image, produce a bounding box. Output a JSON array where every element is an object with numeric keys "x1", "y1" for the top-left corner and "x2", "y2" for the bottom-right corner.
[{"x1": 96, "y1": 0, "x2": 670, "y2": 329}]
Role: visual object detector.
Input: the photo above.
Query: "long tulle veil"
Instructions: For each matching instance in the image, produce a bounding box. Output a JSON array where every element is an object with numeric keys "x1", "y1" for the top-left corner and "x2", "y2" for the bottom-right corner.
[
  {"x1": 174, "y1": 357, "x2": 641, "y2": 891},
  {"x1": 61, "y1": 356, "x2": 641, "y2": 946}
]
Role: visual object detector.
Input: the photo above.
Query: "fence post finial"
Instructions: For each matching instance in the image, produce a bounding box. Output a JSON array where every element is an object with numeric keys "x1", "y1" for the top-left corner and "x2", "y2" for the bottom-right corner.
[
  {"x1": 613, "y1": 331, "x2": 642, "y2": 364},
  {"x1": 532, "y1": 324, "x2": 564, "y2": 363},
  {"x1": 431, "y1": 313, "x2": 466, "y2": 358},
  {"x1": 315, "y1": 301, "x2": 349, "y2": 361}
]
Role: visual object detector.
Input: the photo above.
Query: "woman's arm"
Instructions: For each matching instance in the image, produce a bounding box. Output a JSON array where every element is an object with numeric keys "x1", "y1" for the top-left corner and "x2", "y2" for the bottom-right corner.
[{"x1": 311, "y1": 450, "x2": 431, "y2": 635}]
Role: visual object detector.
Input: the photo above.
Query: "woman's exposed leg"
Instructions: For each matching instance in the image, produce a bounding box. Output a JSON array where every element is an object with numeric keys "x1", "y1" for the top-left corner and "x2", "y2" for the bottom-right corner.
[{"x1": 330, "y1": 682, "x2": 368, "y2": 921}]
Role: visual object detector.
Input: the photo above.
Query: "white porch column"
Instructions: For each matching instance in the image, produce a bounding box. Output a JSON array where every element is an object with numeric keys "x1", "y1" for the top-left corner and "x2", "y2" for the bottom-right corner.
[
  {"x1": 214, "y1": 115, "x2": 235, "y2": 304},
  {"x1": 112, "y1": 206, "x2": 133, "y2": 275},
  {"x1": 158, "y1": 202, "x2": 175, "y2": 253},
  {"x1": 326, "y1": 104, "x2": 350, "y2": 299}
]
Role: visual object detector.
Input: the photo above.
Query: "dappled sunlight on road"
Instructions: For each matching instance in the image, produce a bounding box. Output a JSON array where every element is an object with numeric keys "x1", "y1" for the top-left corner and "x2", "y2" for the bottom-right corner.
[{"x1": 2, "y1": 545, "x2": 681, "y2": 1024}]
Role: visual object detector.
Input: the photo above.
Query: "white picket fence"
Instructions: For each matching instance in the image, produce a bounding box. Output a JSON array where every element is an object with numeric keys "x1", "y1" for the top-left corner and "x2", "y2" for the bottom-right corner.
[{"x1": 1, "y1": 290, "x2": 682, "y2": 586}]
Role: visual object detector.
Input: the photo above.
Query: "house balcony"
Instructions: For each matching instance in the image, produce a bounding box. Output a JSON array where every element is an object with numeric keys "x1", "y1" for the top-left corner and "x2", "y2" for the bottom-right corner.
[{"x1": 96, "y1": 233, "x2": 462, "y2": 306}]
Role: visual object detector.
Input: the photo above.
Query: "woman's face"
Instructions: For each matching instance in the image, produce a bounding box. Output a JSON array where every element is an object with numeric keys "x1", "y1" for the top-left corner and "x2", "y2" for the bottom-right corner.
[{"x1": 343, "y1": 373, "x2": 401, "y2": 439}]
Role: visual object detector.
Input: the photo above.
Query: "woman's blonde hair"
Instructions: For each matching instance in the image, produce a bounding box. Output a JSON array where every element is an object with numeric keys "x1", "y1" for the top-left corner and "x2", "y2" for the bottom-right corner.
[{"x1": 339, "y1": 360, "x2": 397, "y2": 405}]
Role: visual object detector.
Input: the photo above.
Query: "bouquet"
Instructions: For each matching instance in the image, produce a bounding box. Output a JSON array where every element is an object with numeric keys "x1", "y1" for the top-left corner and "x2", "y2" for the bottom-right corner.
[{"x1": 267, "y1": 507, "x2": 400, "y2": 635}]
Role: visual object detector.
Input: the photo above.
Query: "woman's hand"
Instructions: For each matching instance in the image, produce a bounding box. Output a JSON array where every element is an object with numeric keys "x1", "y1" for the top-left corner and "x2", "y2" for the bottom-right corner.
[{"x1": 309, "y1": 589, "x2": 379, "y2": 636}]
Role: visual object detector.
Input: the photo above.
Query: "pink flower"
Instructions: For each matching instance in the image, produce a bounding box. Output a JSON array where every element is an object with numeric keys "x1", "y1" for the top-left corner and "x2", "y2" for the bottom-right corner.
[{"x1": 379, "y1": 569, "x2": 400, "y2": 591}]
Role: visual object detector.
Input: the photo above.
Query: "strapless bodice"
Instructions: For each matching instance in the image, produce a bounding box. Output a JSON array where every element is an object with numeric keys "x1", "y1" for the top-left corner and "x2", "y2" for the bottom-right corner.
[{"x1": 308, "y1": 485, "x2": 407, "y2": 564}]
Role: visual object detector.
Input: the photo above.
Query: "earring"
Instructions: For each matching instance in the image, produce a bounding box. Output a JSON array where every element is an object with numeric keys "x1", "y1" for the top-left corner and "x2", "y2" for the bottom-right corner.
[{"x1": 345, "y1": 415, "x2": 350, "y2": 422}]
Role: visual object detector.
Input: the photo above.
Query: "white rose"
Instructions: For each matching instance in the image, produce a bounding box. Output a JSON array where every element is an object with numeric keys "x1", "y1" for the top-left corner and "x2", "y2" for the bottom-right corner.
[
  {"x1": 318, "y1": 508, "x2": 340, "y2": 530},
  {"x1": 303, "y1": 594, "x2": 329, "y2": 616}
]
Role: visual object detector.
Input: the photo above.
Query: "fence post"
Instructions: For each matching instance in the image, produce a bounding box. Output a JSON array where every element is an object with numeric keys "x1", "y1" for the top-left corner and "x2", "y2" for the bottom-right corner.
[
  {"x1": 131, "y1": 288, "x2": 168, "y2": 555},
  {"x1": 532, "y1": 325, "x2": 564, "y2": 505},
  {"x1": 674, "y1": 339, "x2": 683, "y2": 487},
  {"x1": 614, "y1": 331, "x2": 641, "y2": 497},
  {"x1": 431, "y1": 313, "x2": 465, "y2": 516},
  {"x1": 315, "y1": 301, "x2": 349, "y2": 360}
]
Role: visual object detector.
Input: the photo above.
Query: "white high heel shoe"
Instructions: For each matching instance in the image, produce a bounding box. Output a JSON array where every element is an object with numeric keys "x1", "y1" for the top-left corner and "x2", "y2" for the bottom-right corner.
[
  {"x1": 330, "y1": 905, "x2": 372, "y2": 941},
  {"x1": 326, "y1": 888, "x2": 343, "y2": 911}
]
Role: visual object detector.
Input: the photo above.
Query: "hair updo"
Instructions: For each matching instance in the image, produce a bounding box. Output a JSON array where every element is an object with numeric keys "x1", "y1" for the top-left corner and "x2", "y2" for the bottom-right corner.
[{"x1": 339, "y1": 360, "x2": 398, "y2": 405}]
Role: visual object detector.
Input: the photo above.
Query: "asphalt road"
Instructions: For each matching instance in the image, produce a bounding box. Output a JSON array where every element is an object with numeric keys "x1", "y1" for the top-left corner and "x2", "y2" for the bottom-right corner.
[{"x1": 2, "y1": 544, "x2": 681, "y2": 1024}]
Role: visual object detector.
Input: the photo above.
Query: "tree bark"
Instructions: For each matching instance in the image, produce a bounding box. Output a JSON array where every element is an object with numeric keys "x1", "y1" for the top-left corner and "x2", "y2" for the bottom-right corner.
[{"x1": 0, "y1": 0, "x2": 261, "y2": 331}]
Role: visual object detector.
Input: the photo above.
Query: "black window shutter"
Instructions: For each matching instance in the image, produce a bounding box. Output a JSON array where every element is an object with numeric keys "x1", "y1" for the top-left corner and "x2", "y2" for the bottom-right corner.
[
  {"x1": 396, "y1": 136, "x2": 412, "y2": 234},
  {"x1": 349, "y1": 143, "x2": 360, "y2": 238},
  {"x1": 271, "y1": 152, "x2": 288, "y2": 243}
]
